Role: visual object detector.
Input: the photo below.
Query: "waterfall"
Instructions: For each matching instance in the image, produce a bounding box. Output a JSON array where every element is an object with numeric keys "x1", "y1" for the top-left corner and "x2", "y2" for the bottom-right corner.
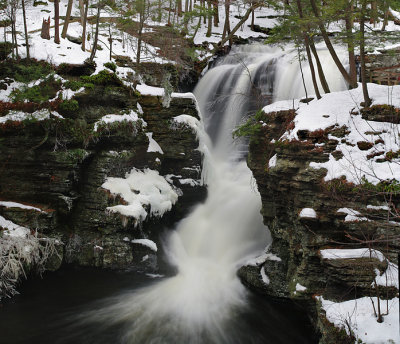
[{"x1": 76, "y1": 43, "x2": 348, "y2": 344}]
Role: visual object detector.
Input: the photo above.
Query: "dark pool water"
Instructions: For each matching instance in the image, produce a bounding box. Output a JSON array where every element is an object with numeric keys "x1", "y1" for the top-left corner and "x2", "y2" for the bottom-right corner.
[{"x1": 0, "y1": 267, "x2": 318, "y2": 344}]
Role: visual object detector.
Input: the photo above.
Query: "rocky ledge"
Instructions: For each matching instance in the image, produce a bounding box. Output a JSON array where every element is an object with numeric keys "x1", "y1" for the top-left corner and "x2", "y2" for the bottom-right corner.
[
  {"x1": 0, "y1": 73, "x2": 206, "y2": 296},
  {"x1": 238, "y1": 87, "x2": 400, "y2": 343}
]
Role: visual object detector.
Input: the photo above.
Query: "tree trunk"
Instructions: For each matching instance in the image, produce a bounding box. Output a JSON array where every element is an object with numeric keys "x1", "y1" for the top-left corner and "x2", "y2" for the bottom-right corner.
[
  {"x1": 213, "y1": 0, "x2": 219, "y2": 27},
  {"x1": 382, "y1": 1, "x2": 389, "y2": 31},
  {"x1": 41, "y1": 17, "x2": 51, "y2": 40},
  {"x1": 12, "y1": 8, "x2": 19, "y2": 59},
  {"x1": 108, "y1": 24, "x2": 112, "y2": 61},
  {"x1": 54, "y1": 0, "x2": 60, "y2": 44},
  {"x1": 168, "y1": 0, "x2": 172, "y2": 25},
  {"x1": 298, "y1": 47, "x2": 309, "y2": 102},
  {"x1": 370, "y1": 0, "x2": 377, "y2": 26},
  {"x1": 251, "y1": 4, "x2": 254, "y2": 30},
  {"x1": 79, "y1": 0, "x2": 85, "y2": 26},
  {"x1": 309, "y1": 0, "x2": 357, "y2": 88},
  {"x1": 177, "y1": 0, "x2": 182, "y2": 17},
  {"x1": 81, "y1": 0, "x2": 89, "y2": 51},
  {"x1": 206, "y1": 0, "x2": 212, "y2": 37},
  {"x1": 62, "y1": 0, "x2": 74, "y2": 38},
  {"x1": 360, "y1": 0, "x2": 371, "y2": 106},
  {"x1": 345, "y1": 1, "x2": 357, "y2": 87},
  {"x1": 222, "y1": 0, "x2": 230, "y2": 40},
  {"x1": 22, "y1": 0, "x2": 30, "y2": 61},
  {"x1": 89, "y1": 5, "x2": 101, "y2": 63},
  {"x1": 136, "y1": 1, "x2": 146, "y2": 70},
  {"x1": 296, "y1": 0, "x2": 321, "y2": 99},
  {"x1": 309, "y1": 36, "x2": 330, "y2": 93}
]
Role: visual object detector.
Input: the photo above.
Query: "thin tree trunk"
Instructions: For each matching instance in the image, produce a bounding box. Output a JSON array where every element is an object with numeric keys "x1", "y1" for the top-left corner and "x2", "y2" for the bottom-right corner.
[
  {"x1": 54, "y1": 0, "x2": 60, "y2": 44},
  {"x1": 81, "y1": 0, "x2": 89, "y2": 51},
  {"x1": 251, "y1": 4, "x2": 254, "y2": 30},
  {"x1": 206, "y1": 0, "x2": 212, "y2": 37},
  {"x1": 202, "y1": 0, "x2": 206, "y2": 23},
  {"x1": 168, "y1": 0, "x2": 172, "y2": 25},
  {"x1": 309, "y1": 36, "x2": 330, "y2": 93},
  {"x1": 360, "y1": 0, "x2": 371, "y2": 106},
  {"x1": 136, "y1": 2, "x2": 145, "y2": 70},
  {"x1": 298, "y1": 47, "x2": 309, "y2": 102},
  {"x1": 382, "y1": 1, "x2": 389, "y2": 31},
  {"x1": 213, "y1": 0, "x2": 219, "y2": 27},
  {"x1": 10, "y1": 7, "x2": 15, "y2": 59},
  {"x1": 296, "y1": 0, "x2": 321, "y2": 99},
  {"x1": 108, "y1": 24, "x2": 112, "y2": 61},
  {"x1": 345, "y1": 1, "x2": 357, "y2": 87},
  {"x1": 12, "y1": 9, "x2": 18, "y2": 59},
  {"x1": 79, "y1": 0, "x2": 85, "y2": 26},
  {"x1": 222, "y1": 0, "x2": 230, "y2": 39},
  {"x1": 177, "y1": 0, "x2": 182, "y2": 17},
  {"x1": 62, "y1": 0, "x2": 74, "y2": 38},
  {"x1": 22, "y1": 0, "x2": 30, "y2": 61},
  {"x1": 89, "y1": 5, "x2": 101, "y2": 62},
  {"x1": 309, "y1": 0, "x2": 357, "y2": 88}
]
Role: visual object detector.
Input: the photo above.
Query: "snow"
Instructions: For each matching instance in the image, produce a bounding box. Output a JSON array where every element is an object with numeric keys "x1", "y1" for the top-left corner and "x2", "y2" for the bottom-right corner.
[
  {"x1": 375, "y1": 262, "x2": 399, "y2": 289},
  {"x1": 299, "y1": 208, "x2": 317, "y2": 219},
  {"x1": 320, "y1": 248, "x2": 386, "y2": 262},
  {"x1": 131, "y1": 239, "x2": 158, "y2": 252},
  {"x1": 337, "y1": 208, "x2": 370, "y2": 222},
  {"x1": 0, "y1": 215, "x2": 30, "y2": 238},
  {"x1": 0, "y1": 201, "x2": 44, "y2": 213},
  {"x1": 319, "y1": 296, "x2": 399, "y2": 344},
  {"x1": 172, "y1": 115, "x2": 201, "y2": 133},
  {"x1": 268, "y1": 154, "x2": 277, "y2": 168},
  {"x1": 102, "y1": 168, "x2": 178, "y2": 223},
  {"x1": 260, "y1": 266, "x2": 270, "y2": 285},
  {"x1": 146, "y1": 133, "x2": 163, "y2": 154},
  {"x1": 178, "y1": 178, "x2": 200, "y2": 187},
  {"x1": 367, "y1": 204, "x2": 390, "y2": 211},
  {"x1": 296, "y1": 283, "x2": 307, "y2": 292},
  {"x1": 0, "y1": 109, "x2": 62, "y2": 123},
  {"x1": 93, "y1": 110, "x2": 140, "y2": 131},
  {"x1": 136, "y1": 84, "x2": 196, "y2": 100},
  {"x1": 263, "y1": 84, "x2": 400, "y2": 185},
  {"x1": 246, "y1": 251, "x2": 282, "y2": 266}
]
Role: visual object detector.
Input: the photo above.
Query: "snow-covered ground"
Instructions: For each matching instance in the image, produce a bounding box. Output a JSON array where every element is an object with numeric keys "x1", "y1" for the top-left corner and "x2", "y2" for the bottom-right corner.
[
  {"x1": 263, "y1": 83, "x2": 400, "y2": 185},
  {"x1": 0, "y1": 0, "x2": 276, "y2": 72},
  {"x1": 319, "y1": 296, "x2": 399, "y2": 344}
]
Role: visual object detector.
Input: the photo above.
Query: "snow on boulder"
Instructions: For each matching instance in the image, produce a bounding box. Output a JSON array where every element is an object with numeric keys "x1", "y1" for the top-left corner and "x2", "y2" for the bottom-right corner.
[
  {"x1": 299, "y1": 208, "x2": 317, "y2": 219},
  {"x1": 102, "y1": 168, "x2": 178, "y2": 224}
]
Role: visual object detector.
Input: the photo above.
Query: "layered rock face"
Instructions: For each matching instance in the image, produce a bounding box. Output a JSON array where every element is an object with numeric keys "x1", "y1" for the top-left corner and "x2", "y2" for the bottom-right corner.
[
  {"x1": 238, "y1": 109, "x2": 400, "y2": 342},
  {"x1": 0, "y1": 83, "x2": 205, "y2": 274}
]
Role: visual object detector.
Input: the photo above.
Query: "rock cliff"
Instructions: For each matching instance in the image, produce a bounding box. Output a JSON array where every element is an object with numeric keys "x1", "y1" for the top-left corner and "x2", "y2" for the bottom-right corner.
[
  {"x1": 238, "y1": 103, "x2": 400, "y2": 342},
  {"x1": 0, "y1": 71, "x2": 206, "y2": 282}
]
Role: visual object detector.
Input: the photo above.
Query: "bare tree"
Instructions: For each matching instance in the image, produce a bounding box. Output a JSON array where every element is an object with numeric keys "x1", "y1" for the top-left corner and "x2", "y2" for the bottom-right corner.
[
  {"x1": 62, "y1": 0, "x2": 74, "y2": 39},
  {"x1": 54, "y1": 0, "x2": 60, "y2": 44},
  {"x1": 21, "y1": 0, "x2": 29, "y2": 61},
  {"x1": 81, "y1": 0, "x2": 89, "y2": 51}
]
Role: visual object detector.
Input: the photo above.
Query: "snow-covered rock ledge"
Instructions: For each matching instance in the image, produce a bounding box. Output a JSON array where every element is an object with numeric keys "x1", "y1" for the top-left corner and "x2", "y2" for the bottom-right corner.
[{"x1": 241, "y1": 83, "x2": 400, "y2": 343}]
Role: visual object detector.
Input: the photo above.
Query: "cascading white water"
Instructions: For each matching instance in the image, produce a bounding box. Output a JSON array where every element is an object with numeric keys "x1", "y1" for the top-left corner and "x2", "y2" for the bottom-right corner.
[{"x1": 78, "y1": 43, "x2": 348, "y2": 344}]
